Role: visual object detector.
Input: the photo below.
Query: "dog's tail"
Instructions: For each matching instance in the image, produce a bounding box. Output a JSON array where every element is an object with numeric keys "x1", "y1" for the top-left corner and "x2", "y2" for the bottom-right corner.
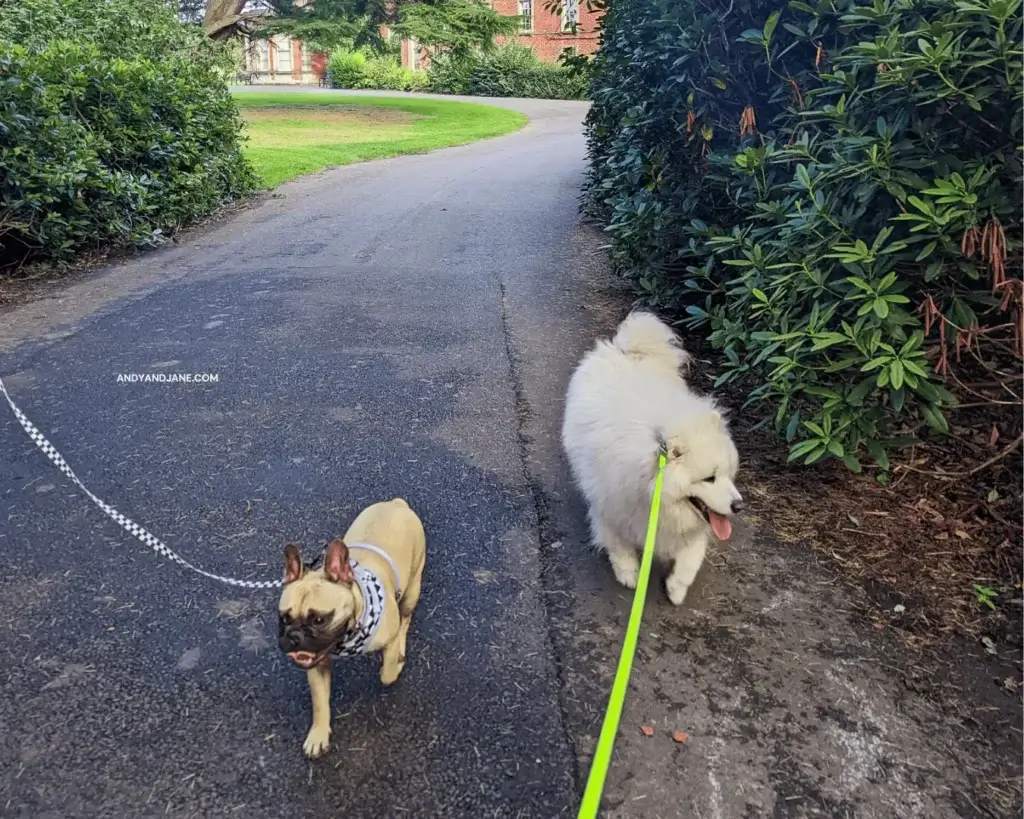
[{"x1": 612, "y1": 311, "x2": 690, "y2": 372}]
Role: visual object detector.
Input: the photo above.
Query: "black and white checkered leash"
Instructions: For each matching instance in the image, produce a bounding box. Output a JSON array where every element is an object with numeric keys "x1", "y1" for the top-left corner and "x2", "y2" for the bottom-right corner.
[{"x1": 1, "y1": 375, "x2": 283, "y2": 590}]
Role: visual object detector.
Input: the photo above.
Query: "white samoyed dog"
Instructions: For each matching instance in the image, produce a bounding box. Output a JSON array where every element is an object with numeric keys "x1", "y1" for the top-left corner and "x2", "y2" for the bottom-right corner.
[{"x1": 561, "y1": 311, "x2": 744, "y2": 605}]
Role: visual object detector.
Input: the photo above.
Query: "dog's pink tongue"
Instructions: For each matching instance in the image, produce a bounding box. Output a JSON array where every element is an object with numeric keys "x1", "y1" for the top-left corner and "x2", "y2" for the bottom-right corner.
[{"x1": 708, "y1": 511, "x2": 733, "y2": 541}]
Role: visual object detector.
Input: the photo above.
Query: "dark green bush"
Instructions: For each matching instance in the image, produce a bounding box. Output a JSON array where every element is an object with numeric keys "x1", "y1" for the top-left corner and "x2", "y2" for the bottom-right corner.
[
  {"x1": 585, "y1": 0, "x2": 1022, "y2": 472},
  {"x1": 0, "y1": 0, "x2": 256, "y2": 269},
  {"x1": 467, "y1": 44, "x2": 587, "y2": 99},
  {"x1": 429, "y1": 44, "x2": 587, "y2": 99},
  {"x1": 327, "y1": 48, "x2": 368, "y2": 88},
  {"x1": 426, "y1": 50, "x2": 477, "y2": 94},
  {"x1": 327, "y1": 48, "x2": 430, "y2": 91}
]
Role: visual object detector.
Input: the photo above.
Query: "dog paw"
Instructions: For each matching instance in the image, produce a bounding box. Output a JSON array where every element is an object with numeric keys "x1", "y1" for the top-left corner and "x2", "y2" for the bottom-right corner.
[
  {"x1": 303, "y1": 725, "x2": 331, "y2": 759},
  {"x1": 665, "y1": 576, "x2": 690, "y2": 606},
  {"x1": 380, "y1": 664, "x2": 404, "y2": 687},
  {"x1": 609, "y1": 557, "x2": 639, "y2": 590}
]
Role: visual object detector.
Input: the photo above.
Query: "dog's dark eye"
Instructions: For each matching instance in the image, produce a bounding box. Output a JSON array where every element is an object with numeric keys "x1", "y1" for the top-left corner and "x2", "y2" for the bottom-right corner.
[
  {"x1": 702, "y1": 476, "x2": 715, "y2": 483},
  {"x1": 313, "y1": 616, "x2": 326, "y2": 626},
  {"x1": 279, "y1": 613, "x2": 292, "y2": 625}
]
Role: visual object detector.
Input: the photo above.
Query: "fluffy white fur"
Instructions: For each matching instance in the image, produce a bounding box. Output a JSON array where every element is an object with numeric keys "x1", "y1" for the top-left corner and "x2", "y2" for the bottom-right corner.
[{"x1": 561, "y1": 311, "x2": 744, "y2": 605}]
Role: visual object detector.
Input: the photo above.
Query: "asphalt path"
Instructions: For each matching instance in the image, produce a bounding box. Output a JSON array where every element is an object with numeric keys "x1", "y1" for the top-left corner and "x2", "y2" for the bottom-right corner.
[{"x1": 0, "y1": 92, "x2": 592, "y2": 819}]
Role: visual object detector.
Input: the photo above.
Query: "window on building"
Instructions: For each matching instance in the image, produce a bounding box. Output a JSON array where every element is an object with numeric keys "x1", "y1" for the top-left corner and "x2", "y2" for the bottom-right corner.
[
  {"x1": 561, "y1": 0, "x2": 579, "y2": 32},
  {"x1": 255, "y1": 40, "x2": 270, "y2": 73},
  {"x1": 301, "y1": 43, "x2": 312, "y2": 72},
  {"x1": 518, "y1": 0, "x2": 533, "y2": 31},
  {"x1": 273, "y1": 36, "x2": 292, "y2": 72}
]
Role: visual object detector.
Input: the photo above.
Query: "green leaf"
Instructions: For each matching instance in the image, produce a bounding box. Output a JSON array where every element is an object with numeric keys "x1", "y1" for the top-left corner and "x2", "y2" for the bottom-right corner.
[
  {"x1": 804, "y1": 445, "x2": 829, "y2": 465},
  {"x1": 841, "y1": 452, "x2": 862, "y2": 473},
  {"x1": 785, "y1": 411, "x2": 801, "y2": 441},
  {"x1": 811, "y1": 332, "x2": 849, "y2": 350},
  {"x1": 908, "y1": 195, "x2": 939, "y2": 216},
  {"x1": 861, "y1": 356, "x2": 889, "y2": 372},
  {"x1": 803, "y1": 420, "x2": 826, "y2": 437},
  {"x1": 796, "y1": 164, "x2": 811, "y2": 190},
  {"x1": 872, "y1": 298, "x2": 890, "y2": 319},
  {"x1": 866, "y1": 439, "x2": 890, "y2": 470},
  {"x1": 913, "y1": 378, "x2": 939, "y2": 401},
  {"x1": 752, "y1": 288, "x2": 768, "y2": 302},
  {"x1": 848, "y1": 376, "x2": 875, "y2": 406},
  {"x1": 763, "y1": 10, "x2": 781, "y2": 44},
  {"x1": 788, "y1": 438, "x2": 821, "y2": 461},
  {"x1": 921, "y1": 403, "x2": 950, "y2": 433},
  {"x1": 935, "y1": 385, "x2": 959, "y2": 406},
  {"x1": 889, "y1": 359, "x2": 904, "y2": 389},
  {"x1": 903, "y1": 359, "x2": 929, "y2": 378}
]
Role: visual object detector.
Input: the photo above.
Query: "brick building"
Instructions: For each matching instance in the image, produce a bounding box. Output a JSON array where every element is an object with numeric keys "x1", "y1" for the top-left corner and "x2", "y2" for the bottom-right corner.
[
  {"x1": 495, "y1": 0, "x2": 602, "y2": 62},
  {"x1": 398, "y1": 0, "x2": 603, "y2": 69},
  {"x1": 241, "y1": 33, "x2": 328, "y2": 84},
  {"x1": 238, "y1": 0, "x2": 604, "y2": 80}
]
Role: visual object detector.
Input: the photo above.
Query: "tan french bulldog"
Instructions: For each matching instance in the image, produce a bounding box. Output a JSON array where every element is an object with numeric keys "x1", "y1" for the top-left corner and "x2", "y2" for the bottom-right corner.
[{"x1": 277, "y1": 498, "x2": 426, "y2": 758}]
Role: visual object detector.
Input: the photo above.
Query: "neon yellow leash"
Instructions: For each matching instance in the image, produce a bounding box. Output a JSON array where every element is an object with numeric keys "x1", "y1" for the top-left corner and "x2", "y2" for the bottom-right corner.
[{"x1": 577, "y1": 449, "x2": 668, "y2": 819}]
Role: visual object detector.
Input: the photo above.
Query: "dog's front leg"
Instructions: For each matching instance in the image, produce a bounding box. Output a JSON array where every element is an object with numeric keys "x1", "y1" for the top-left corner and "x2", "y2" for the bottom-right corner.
[
  {"x1": 665, "y1": 532, "x2": 708, "y2": 606},
  {"x1": 303, "y1": 661, "x2": 333, "y2": 758},
  {"x1": 377, "y1": 615, "x2": 405, "y2": 686}
]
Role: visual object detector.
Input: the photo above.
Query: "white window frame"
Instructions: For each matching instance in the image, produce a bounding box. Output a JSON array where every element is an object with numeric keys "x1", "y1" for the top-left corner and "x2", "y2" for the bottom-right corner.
[
  {"x1": 273, "y1": 36, "x2": 293, "y2": 73},
  {"x1": 255, "y1": 40, "x2": 270, "y2": 73},
  {"x1": 518, "y1": 0, "x2": 533, "y2": 32}
]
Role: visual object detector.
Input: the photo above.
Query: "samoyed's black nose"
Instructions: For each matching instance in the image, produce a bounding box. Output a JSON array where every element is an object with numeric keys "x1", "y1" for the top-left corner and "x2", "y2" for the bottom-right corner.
[{"x1": 731, "y1": 499, "x2": 745, "y2": 515}]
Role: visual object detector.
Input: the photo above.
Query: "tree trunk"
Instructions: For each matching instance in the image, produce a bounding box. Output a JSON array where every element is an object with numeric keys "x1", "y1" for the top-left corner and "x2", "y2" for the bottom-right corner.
[{"x1": 204, "y1": 0, "x2": 248, "y2": 39}]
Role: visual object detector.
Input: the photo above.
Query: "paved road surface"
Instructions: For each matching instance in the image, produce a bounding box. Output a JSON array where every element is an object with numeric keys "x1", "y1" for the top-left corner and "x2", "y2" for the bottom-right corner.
[{"x1": 1, "y1": 91, "x2": 1017, "y2": 819}]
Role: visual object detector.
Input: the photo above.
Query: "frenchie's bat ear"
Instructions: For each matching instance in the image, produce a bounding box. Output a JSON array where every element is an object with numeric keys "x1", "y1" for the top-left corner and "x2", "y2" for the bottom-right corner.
[
  {"x1": 324, "y1": 538, "x2": 354, "y2": 584},
  {"x1": 284, "y1": 543, "x2": 305, "y2": 585}
]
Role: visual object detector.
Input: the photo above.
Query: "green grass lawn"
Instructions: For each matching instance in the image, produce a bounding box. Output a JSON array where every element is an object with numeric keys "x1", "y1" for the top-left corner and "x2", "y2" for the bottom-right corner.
[{"x1": 234, "y1": 92, "x2": 528, "y2": 187}]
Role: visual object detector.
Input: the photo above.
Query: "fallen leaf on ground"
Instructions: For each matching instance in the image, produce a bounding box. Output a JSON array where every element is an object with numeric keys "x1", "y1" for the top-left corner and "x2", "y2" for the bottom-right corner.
[
  {"x1": 672, "y1": 730, "x2": 689, "y2": 743},
  {"x1": 640, "y1": 725, "x2": 654, "y2": 737}
]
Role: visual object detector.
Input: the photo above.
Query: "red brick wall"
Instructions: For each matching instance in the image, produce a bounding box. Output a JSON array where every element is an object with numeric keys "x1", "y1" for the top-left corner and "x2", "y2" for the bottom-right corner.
[
  {"x1": 491, "y1": 0, "x2": 602, "y2": 62},
  {"x1": 394, "y1": 1, "x2": 603, "y2": 69}
]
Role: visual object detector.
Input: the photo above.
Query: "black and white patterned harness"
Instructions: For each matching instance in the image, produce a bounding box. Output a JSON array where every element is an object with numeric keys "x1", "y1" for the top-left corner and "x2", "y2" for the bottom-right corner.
[{"x1": 309, "y1": 543, "x2": 401, "y2": 658}]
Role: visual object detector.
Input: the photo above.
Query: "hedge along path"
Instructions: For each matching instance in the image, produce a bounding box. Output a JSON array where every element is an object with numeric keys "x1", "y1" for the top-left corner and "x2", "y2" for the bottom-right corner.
[{"x1": 234, "y1": 92, "x2": 527, "y2": 187}]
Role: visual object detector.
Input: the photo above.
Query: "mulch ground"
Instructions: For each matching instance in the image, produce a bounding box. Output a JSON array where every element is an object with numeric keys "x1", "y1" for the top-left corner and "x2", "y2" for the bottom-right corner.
[{"x1": 687, "y1": 339, "x2": 1022, "y2": 650}]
